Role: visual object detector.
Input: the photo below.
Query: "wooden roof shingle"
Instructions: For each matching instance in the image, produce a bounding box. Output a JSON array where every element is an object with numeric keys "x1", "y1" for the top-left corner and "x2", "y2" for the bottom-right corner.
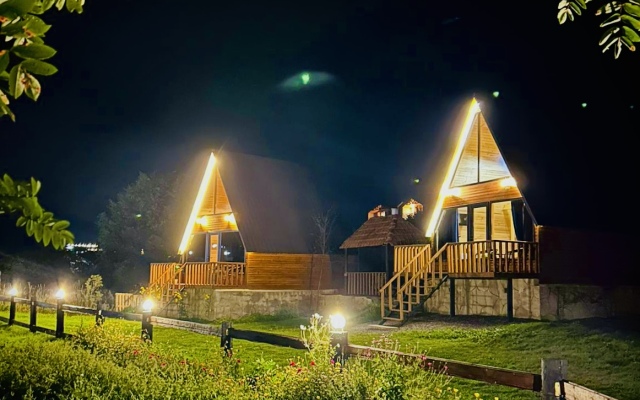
[{"x1": 339, "y1": 215, "x2": 427, "y2": 249}]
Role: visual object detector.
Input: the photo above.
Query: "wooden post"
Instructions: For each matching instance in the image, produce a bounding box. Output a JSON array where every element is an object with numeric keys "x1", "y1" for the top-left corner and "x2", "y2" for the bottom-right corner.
[
  {"x1": 220, "y1": 321, "x2": 232, "y2": 356},
  {"x1": 8, "y1": 293, "x2": 16, "y2": 326},
  {"x1": 29, "y1": 294, "x2": 37, "y2": 333},
  {"x1": 385, "y1": 245, "x2": 390, "y2": 280},
  {"x1": 506, "y1": 278, "x2": 514, "y2": 321},
  {"x1": 343, "y1": 248, "x2": 348, "y2": 294},
  {"x1": 141, "y1": 309, "x2": 153, "y2": 341},
  {"x1": 449, "y1": 278, "x2": 456, "y2": 316},
  {"x1": 205, "y1": 233, "x2": 210, "y2": 262},
  {"x1": 55, "y1": 298, "x2": 65, "y2": 338},
  {"x1": 95, "y1": 304, "x2": 105, "y2": 327},
  {"x1": 541, "y1": 359, "x2": 567, "y2": 400}
]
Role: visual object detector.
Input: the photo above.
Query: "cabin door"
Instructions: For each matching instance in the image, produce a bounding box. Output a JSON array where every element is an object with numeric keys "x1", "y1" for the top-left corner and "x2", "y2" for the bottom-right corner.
[{"x1": 469, "y1": 205, "x2": 488, "y2": 242}]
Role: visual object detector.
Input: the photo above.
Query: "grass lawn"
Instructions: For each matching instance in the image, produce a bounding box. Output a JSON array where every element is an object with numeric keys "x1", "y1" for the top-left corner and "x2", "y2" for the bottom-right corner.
[{"x1": 2, "y1": 309, "x2": 639, "y2": 400}]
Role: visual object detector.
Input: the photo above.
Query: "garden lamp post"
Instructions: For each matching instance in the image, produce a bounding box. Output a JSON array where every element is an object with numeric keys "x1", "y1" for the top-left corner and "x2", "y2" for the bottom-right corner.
[
  {"x1": 141, "y1": 299, "x2": 154, "y2": 342},
  {"x1": 8, "y1": 287, "x2": 18, "y2": 326},
  {"x1": 55, "y1": 289, "x2": 65, "y2": 338},
  {"x1": 329, "y1": 313, "x2": 348, "y2": 365}
]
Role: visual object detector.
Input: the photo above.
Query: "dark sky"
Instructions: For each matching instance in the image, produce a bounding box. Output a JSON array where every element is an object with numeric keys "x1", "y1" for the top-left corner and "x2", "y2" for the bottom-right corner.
[{"x1": 1, "y1": 0, "x2": 638, "y2": 249}]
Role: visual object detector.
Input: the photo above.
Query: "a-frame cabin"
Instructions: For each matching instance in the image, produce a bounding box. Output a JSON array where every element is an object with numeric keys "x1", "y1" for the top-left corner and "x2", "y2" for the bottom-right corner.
[
  {"x1": 380, "y1": 98, "x2": 539, "y2": 322},
  {"x1": 148, "y1": 151, "x2": 331, "y2": 304}
]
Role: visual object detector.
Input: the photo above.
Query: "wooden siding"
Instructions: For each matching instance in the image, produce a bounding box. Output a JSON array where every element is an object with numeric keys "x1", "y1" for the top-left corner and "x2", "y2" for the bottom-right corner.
[
  {"x1": 451, "y1": 112, "x2": 511, "y2": 187},
  {"x1": 443, "y1": 179, "x2": 522, "y2": 209},
  {"x1": 214, "y1": 169, "x2": 232, "y2": 214},
  {"x1": 193, "y1": 214, "x2": 238, "y2": 234},
  {"x1": 245, "y1": 252, "x2": 331, "y2": 290},
  {"x1": 196, "y1": 167, "x2": 232, "y2": 218}
]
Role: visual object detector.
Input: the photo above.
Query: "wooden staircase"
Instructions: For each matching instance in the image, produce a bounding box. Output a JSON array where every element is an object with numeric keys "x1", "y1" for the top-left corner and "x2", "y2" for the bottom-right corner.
[
  {"x1": 379, "y1": 244, "x2": 449, "y2": 325},
  {"x1": 147, "y1": 262, "x2": 187, "y2": 308}
]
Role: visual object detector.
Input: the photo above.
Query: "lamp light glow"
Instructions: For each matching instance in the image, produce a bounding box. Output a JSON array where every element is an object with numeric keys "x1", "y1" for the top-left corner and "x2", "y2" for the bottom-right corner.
[
  {"x1": 55, "y1": 288, "x2": 65, "y2": 300},
  {"x1": 442, "y1": 187, "x2": 461, "y2": 197},
  {"x1": 426, "y1": 98, "x2": 481, "y2": 237},
  {"x1": 329, "y1": 313, "x2": 346, "y2": 332},
  {"x1": 196, "y1": 216, "x2": 207, "y2": 225},
  {"x1": 500, "y1": 177, "x2": 517, "y2": 188},
  {"x1": 178, "y1": 152, "x2": 216, "y2": 255},
  {"x1": 142, "y1": 299, "x2": 154, "y2": 312},
  {"x1": 8, "y1": 287, "x2": 18, "y2": 297},
  {"x1": 224, "y1": 213, "x2": 236, "y2": 224}
]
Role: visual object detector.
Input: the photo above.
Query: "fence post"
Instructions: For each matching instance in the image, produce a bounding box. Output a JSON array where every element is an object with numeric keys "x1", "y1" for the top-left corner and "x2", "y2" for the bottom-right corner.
[
  {"x1": 95, "y1": 304, "x2": 104, "y2": 327},
  {"x1": 220, "y1": 322, "x2": 232, "y2": 356},
  {"x1": 541, "y1": 359, "x2": 567, "y2": 400},
  {"x1": 55, "y1": 297, "x2": 65, "y2": 338},
  {"x1": 29, "y1": 293, "x2": 37, "y2": 333},
  {"x1": 8, "y1": 293, "x2": 16, "y2": 326},
  {"x1": 141, "y1": 308, "x2": 153, "y2": 342}
]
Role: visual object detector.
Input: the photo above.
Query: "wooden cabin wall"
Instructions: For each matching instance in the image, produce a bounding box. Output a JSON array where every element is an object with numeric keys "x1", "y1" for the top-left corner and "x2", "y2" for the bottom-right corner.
[
  {"x1": 538, "y1": 226, "x2": 637, "y2": 285},
  {"x1": 245, "y1": 253, "x2": 332, "y2": 290},
  {"x1": 443, "y1": 179, "x2": 522, "y2": 209}
]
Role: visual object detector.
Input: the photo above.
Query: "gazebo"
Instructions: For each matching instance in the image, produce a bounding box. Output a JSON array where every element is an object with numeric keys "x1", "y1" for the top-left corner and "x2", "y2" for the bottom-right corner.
[{"x1": 339, "y1": 207, "x2": 427, "y2": 295}]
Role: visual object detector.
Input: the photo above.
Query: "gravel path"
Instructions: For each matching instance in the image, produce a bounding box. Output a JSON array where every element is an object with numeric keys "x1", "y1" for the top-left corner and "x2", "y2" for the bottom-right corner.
[{"x1": 347, "y1": 314, "x2": 520, "y2": 334}]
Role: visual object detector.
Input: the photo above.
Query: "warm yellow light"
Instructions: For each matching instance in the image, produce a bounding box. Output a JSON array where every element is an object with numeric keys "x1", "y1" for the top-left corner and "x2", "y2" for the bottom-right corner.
[
  {"x1": 500, "y1": 177, "x2": 517, "y2": 188},
  {"x1": 329, "y1": 313, "x2": 346, "y2": 331},
  {"x1": 178, "y1": 153, "x2": 216, "y2": 255},
  {"x1": 142, "y1": 299, "x2": 154, "y2": 312},
  {"x1": 442, "y1": 187, "x2": 461, "y2": 197},
  {"x1": 8, "y1": 287, "x2": 18, "y2": 297},
  {"x1": 196, "y1": 216, "x2": 207, "y2": 225},
  {"x1": 224, "y1": 213, "x2": 236, "y2": 224},
  {"x1": 426, "y1": 98, "x2": 481, "y2": 237},
  {"x1": 55, "y1": 288, "x2": 65, "y2": 300}
]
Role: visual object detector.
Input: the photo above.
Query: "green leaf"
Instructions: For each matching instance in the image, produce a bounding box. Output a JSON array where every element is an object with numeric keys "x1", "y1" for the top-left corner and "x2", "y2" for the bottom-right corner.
[
  {"x1": 65, "y1": 0, "x2": 83, "y2": 13},
  {"x1": 52, "y1": 220, "x2": 71, "y2": 230},
  {"x1": 621, "y1": 14, "x2": 640, "y2": 29},
  {"x1": 621, "y1": 35, "x2": 637, "y2": 50},
  {"x1": 8, "y1": 65, "x2": 24, "y2": 98},
  {"x1": 0, "y1": 51, "x2": 9, "y2": 73},
  {"x1": 52, "y1": 233, "x2": 61, "y2": 249},
  {"x1": 39, "y1": 211, "x2": 53, "y2": 222},
  {"x1": 1, "y1": 20, "x2": 29, "y2": 37},
  {"x1": 20, "y1": 59, "x2": 57, "y2": 76},
  {"x1": 30, "y1": 0, "x2": 58, "y2": 14},
  {"x1": 569, "y1": 2, "x2": 582, "y2": 15},
  {"x1": 0, "y1": 71, "x2": 9, "y2": 80},
  {"x1": 30, "y1": 177, "x2": 41, "y2": 195},
  {"x1": 16, "y1": 215, "x2": 26, "y2": 227},
  {"x1": 34, "y1": 221, "x2": 43, "y2": 242},
  {"x1": 0, "y1": 100, "x2": 15, "y2": 121},
  {"x1": 26, "y1": 219, "x2": 34, "y2": 236},
  {"x1": 11, "y1": 44, "x2": 56, "y2": 60},
  {"x1": 600, "y1": 13, "x2": 621, "y2": 27},
  {"x1": 23, "y1": 15, "x2": 51, "y2": 36},
  {"x1": 43, "y1": 225, "x2": 52, "y2": 246},
  {"x1": 24, "y1": 72, "x2": 41, "y2": 101},
  {"x1": 0, "y1": 0, "x2": 37, "y2": 15},
  {"x1": 623, "y1": 25, "x2": 640, "y2": 41},
  {"x1": 576, "y1": 0, "x2": 587, "y2": 8},
  {"x1": 623, "y1": 2, "x2": 640, "y2": 17}
]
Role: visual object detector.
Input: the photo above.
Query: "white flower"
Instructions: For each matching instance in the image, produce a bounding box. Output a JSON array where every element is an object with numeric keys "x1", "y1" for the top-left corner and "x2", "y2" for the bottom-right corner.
[{"x1": 300, "y1": 325, "x2": 306, "y2": 330}]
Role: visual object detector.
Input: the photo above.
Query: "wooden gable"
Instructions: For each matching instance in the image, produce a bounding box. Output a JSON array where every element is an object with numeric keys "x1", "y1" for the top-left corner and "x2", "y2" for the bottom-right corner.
[{"x1": 451, "y1": 112, "x2": 511, "y2": 187}]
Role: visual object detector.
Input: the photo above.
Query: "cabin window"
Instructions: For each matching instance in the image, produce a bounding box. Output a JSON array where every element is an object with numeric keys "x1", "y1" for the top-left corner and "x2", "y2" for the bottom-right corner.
[
  {"x1": 188, "y1": 233, "x2": 207, "y2": 262},
  {"x1": 457, "y1": 207, "x2": 468, "y2": 242},
  {"x1": 219, "y1": 232, "x2": 245, "y2": 263},
  {"x1": 471, "y1": 206, "x2": 488, "y2": 241},
  {"x1": 491, "y1": 201, "x2": 516, "y2": 241}
]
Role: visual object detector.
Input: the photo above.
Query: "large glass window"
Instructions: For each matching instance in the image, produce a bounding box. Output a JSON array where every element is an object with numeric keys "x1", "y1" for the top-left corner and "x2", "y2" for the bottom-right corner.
[
  {"x1": 491, "y1": 201, "x2": 516, "y2": 241},
  {"x1": 219, "y1": 232, "x2": 245, "y2": 263}
]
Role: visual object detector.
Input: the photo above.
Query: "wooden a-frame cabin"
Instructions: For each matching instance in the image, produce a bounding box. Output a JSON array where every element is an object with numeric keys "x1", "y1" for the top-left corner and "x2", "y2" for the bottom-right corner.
[
  {"x1": 379, "y1": 97, "x2": 540, "y2": 323},
  {"x1": 148, "y1": 150, "x2": 331, "y2": 304}
]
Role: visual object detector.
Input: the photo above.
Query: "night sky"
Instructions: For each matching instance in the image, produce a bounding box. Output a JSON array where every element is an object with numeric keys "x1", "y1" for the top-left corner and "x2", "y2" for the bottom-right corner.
[{"x1": 1, "y1": 0, "x2": 638, "y2": 250}]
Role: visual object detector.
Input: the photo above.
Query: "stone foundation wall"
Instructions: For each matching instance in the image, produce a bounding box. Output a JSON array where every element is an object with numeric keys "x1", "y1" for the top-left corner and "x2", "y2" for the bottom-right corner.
[
  {"x1": 424, "y1": 279, "x2": 640, "y2": 321},
  {"x1": 424, "y1": 279, "x2": 541, "y2": 319},
  {"x1": 159, "y1": 288, "x2": 377, "y2": 321}
]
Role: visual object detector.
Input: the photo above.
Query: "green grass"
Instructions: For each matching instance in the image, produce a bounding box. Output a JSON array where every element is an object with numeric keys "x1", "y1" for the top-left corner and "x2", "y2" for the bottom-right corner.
[{"x1": 2, "y1": 310, "x2": 639, "y2": 400}]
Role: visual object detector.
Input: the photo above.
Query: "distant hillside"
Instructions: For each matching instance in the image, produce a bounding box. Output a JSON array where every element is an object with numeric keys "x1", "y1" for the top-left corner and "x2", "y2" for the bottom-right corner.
[{"x1": 0, "y1": 251, "x2": 77, "y2": 287}]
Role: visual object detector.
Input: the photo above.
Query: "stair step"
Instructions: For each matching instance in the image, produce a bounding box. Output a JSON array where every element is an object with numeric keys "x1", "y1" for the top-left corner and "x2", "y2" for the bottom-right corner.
[{"x1": 382, "y1": 316, "x2": 403, "y2": 321}]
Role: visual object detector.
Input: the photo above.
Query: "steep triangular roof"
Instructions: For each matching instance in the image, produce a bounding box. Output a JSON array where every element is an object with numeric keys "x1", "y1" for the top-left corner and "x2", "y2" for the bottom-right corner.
[
  {"x1": 425, "y1": 98, "x2": 530, "y2": 237},
  {"x1": 339, "y1": 215, "x2": 427, "y2": 249},
  {"x1": 178, "y1": 151, "x2": 322, "y2": 255}
]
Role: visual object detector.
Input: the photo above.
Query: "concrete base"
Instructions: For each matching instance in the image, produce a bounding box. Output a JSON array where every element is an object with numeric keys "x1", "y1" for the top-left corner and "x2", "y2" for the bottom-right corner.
[{"x1": 159, "y1": 288, "x2": 378, "y2": 321}]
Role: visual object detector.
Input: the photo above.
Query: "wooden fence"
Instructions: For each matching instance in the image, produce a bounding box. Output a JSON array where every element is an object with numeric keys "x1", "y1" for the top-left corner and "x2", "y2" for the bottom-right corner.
[
  {"x1": 0, "y1": 294, "x2": 616, "y2": 400},
  {"x1": 114, "y1": 293, "x2": 143, "y2": 311}
]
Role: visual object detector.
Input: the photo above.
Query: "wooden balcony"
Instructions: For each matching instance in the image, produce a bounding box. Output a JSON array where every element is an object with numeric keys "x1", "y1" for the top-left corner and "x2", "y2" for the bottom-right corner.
[
  {"x1": 149, "y1": 262, "x2": 246, "y2": 289},
  {"x1": 445, "y1": 240, "x2": 538, "y2": 278}
]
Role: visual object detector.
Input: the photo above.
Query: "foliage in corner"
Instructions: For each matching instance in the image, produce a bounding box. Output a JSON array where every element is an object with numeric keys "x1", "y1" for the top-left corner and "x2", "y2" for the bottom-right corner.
[
  {"x1": 0, "y1": 173, "x2": 74, "y2": 249},
  {"x1": 558, "y1": 0, "x2": 640, "y2": 58},
  {"x1": 0, "y1": 0, "x2": 85, "y2": 121}
]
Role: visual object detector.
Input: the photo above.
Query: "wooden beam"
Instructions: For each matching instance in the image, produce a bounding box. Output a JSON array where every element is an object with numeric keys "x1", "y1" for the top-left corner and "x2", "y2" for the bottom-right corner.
[
  {"x1": 228, "y1": 328, "x2": 308, "y2": 350},
  {"x1": 347, "y1": 344, "x2": 542, "y2": 391},
  {"x1": 449, "y1": 278, "x2": 456, "y2": 316},
  {"x1": 556, "y1": 381, "x2": 618, "y2": 400}
]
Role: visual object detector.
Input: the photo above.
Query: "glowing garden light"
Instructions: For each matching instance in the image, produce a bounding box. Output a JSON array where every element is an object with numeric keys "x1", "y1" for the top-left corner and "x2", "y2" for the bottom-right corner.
[
  {"x1": 142, "y1": 299, "x2": 154, "y2": 313},
  {"x1": 8, "y1": 287, "x2": 18, "y2": 297},
  {"x1": 55, "y1": 288, "x2": 65, "y2": 300},
  {"x1": 329, "y1": 313, "x2": 346, "y2": 332}
]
